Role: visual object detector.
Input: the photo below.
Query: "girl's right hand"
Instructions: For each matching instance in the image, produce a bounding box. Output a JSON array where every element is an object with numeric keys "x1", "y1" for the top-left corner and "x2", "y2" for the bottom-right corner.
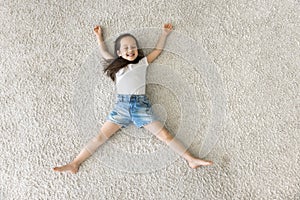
[{"x1": 93, "y1": 25, "x2": 102, "y2": 37}]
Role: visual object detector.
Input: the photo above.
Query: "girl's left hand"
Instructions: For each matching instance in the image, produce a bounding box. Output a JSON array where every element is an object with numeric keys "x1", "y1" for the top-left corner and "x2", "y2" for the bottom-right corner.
[{"x1": 163, "y1": 23, "x2": 173, "y2": 35}]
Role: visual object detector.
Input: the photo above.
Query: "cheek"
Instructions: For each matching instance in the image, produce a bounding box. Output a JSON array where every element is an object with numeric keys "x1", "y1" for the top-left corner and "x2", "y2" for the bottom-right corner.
[{"x1": 120, "y1": 50, "x2": 126, "y2": 55}]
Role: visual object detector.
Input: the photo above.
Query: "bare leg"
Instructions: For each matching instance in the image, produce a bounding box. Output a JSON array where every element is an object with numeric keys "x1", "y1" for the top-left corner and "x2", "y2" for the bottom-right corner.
[
  {"x1": 53, "y1": 121, "x2": 121, "y2": 173},
  {"x1": 144, "y1": 121, "x2": 213, "y2": 169}
]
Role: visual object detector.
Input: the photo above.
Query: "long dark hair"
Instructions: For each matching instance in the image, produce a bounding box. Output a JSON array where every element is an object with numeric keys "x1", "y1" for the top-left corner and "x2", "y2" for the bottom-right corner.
[{"x1": 103, "y1": 33, "x2": 145, "y2": 82}]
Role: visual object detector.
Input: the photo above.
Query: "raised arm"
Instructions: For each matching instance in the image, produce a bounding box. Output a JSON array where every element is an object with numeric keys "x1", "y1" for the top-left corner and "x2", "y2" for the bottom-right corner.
[
  {"x1": 146, "y1": 23, "x2": 173, "y2": 64},
  {"x1": 94, "y1": 25, "x2": 114, "y2": 60}
]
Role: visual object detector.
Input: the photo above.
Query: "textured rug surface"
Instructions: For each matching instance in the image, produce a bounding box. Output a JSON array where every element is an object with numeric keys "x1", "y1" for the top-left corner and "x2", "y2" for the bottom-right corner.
[{"x1": 0, "y1": 0, "x2": 299, "y2": 199}]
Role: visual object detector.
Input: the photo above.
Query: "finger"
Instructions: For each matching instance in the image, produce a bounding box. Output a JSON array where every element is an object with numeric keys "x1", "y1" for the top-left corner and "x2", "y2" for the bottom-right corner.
[
  {"x1": 94, "y1": 25, "x2": 101, "y2": 31},
  {"x1": 165, "y1": 23, "x2": 172, "y2": 30}
]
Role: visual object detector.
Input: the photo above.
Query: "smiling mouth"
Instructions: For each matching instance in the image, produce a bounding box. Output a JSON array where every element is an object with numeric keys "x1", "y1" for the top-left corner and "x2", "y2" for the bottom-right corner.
[{"x1": 127, "y1": 53, "x2": 135, "y2": 57}]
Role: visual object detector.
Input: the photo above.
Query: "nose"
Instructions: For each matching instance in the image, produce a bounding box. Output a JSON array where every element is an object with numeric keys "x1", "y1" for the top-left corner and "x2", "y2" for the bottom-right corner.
[{"x1": 130, "y1": 46, "x2": 138, "y2": 51}]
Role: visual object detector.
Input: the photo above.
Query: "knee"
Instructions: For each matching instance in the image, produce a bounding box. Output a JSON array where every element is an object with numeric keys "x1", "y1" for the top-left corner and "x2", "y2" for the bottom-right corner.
[
  {"x1": 85, "y1": 132, "x2": 108, "y2": 154},
  {"x1": 156, "y1": 129, "x2": 174, "y2": 143},
  {"x1": 94, "y1": 132, "x2": 109, "y2": 142}
]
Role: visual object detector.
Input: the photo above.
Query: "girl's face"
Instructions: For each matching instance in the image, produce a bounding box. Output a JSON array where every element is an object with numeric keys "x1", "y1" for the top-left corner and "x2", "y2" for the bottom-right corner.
[{"x1": 117, "y1": 36, "x2": 139, "y2": 61}]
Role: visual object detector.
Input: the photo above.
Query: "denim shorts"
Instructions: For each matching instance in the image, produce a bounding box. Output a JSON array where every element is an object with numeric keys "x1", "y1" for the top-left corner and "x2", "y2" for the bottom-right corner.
[{"x1": 106, "y1": 94, "x2": 159, "y2": 128}]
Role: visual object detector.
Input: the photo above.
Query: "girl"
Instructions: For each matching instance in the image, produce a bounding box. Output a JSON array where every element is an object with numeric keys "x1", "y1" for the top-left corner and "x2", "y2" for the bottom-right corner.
[{"x1": 53, "y1": 23, "x2": 213, "y2": 174}]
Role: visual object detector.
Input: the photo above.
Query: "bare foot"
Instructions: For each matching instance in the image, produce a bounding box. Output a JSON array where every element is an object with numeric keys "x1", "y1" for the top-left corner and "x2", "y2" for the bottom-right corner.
[
  {"x1": 188, "y1": 158, "x2": 213, "y2": 169},
  {"x1": 53, "y1": 162, "x2": 80, "y2": 174}
]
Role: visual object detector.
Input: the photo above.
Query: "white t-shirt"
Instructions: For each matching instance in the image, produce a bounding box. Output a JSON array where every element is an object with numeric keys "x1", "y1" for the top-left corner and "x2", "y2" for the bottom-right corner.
[{"x1": 115, "y1": 57, "x2": 149, "y2": 95}]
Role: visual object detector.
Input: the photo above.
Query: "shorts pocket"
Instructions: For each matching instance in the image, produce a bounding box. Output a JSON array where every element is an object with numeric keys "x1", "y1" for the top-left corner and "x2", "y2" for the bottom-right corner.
[{"x1": 140, "y1": 99, "x2": 151, "y2": 108}]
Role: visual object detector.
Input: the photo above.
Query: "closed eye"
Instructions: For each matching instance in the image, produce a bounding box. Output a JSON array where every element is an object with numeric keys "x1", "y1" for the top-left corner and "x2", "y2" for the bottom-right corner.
[{"x1": 122, "y1": 46, "x2": 137, "y2": 51}]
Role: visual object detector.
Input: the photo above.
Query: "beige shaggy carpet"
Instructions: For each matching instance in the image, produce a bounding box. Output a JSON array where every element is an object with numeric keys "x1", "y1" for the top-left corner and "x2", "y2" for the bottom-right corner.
[{"x1": 0, "y1": 0, "x2": 299, "y2": 199}]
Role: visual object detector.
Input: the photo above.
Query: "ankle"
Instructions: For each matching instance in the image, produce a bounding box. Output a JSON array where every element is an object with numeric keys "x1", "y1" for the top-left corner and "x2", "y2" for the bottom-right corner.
[
  {"x1": 70, "y1": 160, "x2": 81, "y2": 166},
  {"x1": 184, "y1": 153, "x2": 195, "y2": 162}
]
